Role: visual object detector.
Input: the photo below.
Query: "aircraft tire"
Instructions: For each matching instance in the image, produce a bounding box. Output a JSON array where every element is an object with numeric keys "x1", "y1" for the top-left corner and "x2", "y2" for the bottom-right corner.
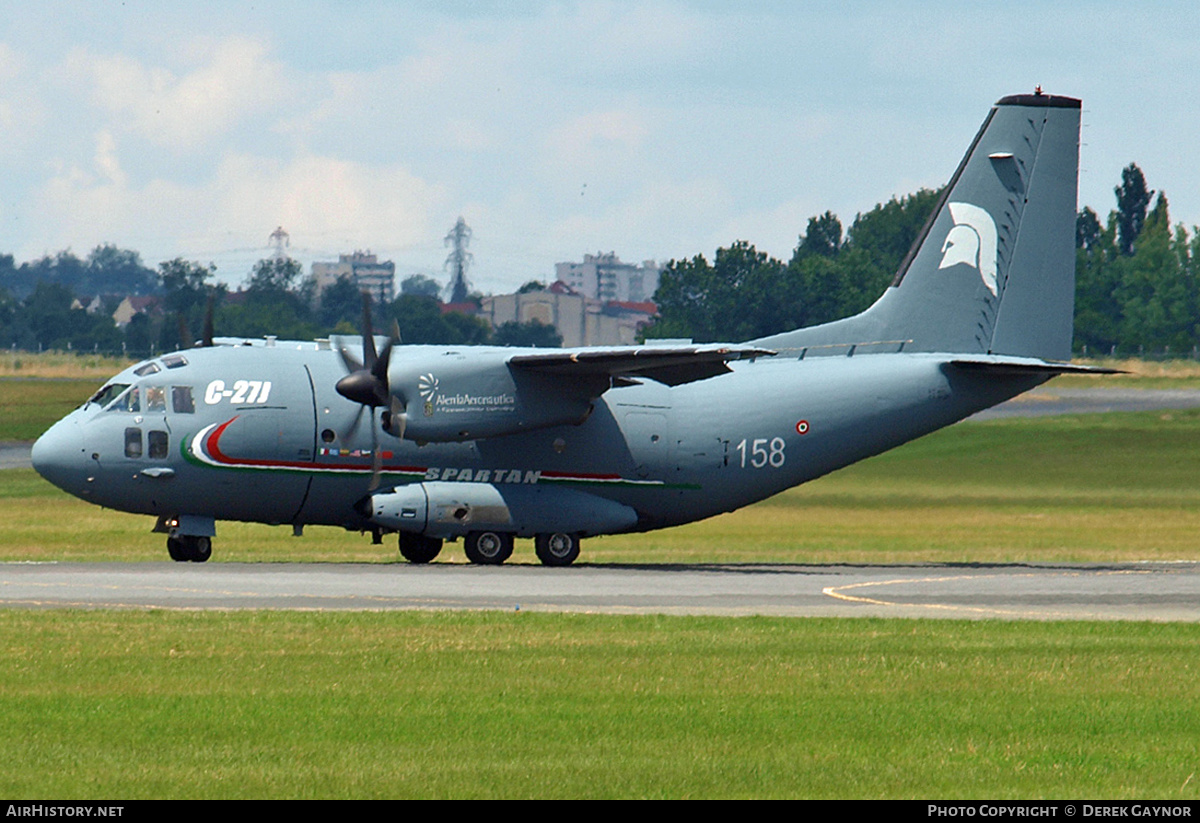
[
  {"x1": 190, "y1": 536, "x2": 212, "y2": 563},
  {"x1": 166, "y1": 535, "x2": 211, "y2": 562},
  {"x1": 464, "y1": 530, "x2": 513, "y2": 565},
  {"x1": 399, "y1": 533, "x2": 442, "y2": 564},
  {"x1": 535, "y1": 533, "x2": 580, "y2": 567},
  {"x1": 167, "y1": 537, "x2": 189, "y2": 562}
]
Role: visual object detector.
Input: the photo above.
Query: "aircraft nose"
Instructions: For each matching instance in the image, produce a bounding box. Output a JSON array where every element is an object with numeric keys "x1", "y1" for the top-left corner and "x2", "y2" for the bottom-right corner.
[{"x1": 31, "y1": 417, "x2": 90, "y2": 493}]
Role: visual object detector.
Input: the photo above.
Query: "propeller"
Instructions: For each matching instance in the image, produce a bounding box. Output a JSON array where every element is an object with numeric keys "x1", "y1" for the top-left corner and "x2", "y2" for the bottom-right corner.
[
  {"x1": 201, "y1": 292, "x2": 215, "y2": 347},
  {"x1": 336, "y1": 293, "x2": 404, "y2": 490},
  {"x1": 175, "y1": 291, "x2": 217, "y2": 349}
]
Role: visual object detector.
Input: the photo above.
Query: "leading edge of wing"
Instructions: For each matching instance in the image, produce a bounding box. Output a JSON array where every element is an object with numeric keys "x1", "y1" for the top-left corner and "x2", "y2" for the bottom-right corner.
[{"x1": 508, "y1": 344, "x2": 776, "y2": 386}]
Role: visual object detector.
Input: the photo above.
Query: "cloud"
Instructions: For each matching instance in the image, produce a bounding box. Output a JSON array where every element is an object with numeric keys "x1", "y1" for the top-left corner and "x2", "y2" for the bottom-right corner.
[
  {"x1": 68, "y1": 36, "x2": 289, "y2": 152},
  {"x1": 28, "y1": 130, "x2": 445, "y2": 280},
  {"x1": 211, "y1": 152, "x2": 445, "y2": 252},
  {"x1": 542, "y1": 108, "x2": 651, "y2": 177},
  {"x1": 0, "y1": 43, "x2": 47, "y2": 158}
]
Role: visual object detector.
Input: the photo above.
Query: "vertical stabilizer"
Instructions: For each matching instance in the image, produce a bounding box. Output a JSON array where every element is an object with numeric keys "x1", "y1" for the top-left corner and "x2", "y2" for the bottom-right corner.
[{"x1": 756, "y1": 93, "x2": 1081, "y2": 361}]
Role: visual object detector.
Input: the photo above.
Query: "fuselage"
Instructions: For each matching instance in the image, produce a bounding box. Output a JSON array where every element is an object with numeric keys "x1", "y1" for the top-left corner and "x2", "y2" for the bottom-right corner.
[{"x1": 32, "y1": 339, "x2": 1047, "y2": 537}]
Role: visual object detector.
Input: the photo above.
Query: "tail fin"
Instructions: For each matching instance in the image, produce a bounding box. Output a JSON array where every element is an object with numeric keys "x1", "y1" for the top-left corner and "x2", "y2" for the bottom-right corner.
[{"x1": 756, "y1": 93, "x2": 1081, "y2": 361}]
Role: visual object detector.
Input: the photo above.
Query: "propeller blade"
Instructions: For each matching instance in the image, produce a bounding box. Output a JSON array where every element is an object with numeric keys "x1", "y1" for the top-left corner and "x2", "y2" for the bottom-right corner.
[
  {"x1": 201, "y1": 293, "x2": 215, "y2": 347},
  {"x1": 343, "y1": 403, "x2": 366, "y2": 441},
  {"x1": 372, "y1": 338, "x2": 393, "y2": 384},
  {"x1": 359, "y1": 292, "x2": 377, "y2": 371},
  {"x1": 337, "y1": 344, "x2": 364, "y2": 374},
  {"x1": 384, "y1": 395, "x2": 407, "y2": 439},
  {"x1": 176, "y1": 314, "x2": 192, "y2": 349},
  {"x1": 368, "y1": 409, "x2": 383, "y2": 492}
]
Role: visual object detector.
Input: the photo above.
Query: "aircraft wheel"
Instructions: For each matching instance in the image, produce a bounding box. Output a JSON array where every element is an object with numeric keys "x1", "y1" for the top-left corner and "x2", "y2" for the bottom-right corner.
[
  {"x1": 399, "y1": 533, "x2": 442, "y2": 564},
  {"x1": 535, "y1": 532, "x2": 581, "y2": 567},
  {"x1": 167, "y1": 535, "x2": 211, "y2": 562},
  {"x1": 167, "y1": 537, "x2": 189, "y2": 562},
  {"x1": 190, "y1": 536, "x2": 212, "y2": 563},
  {"x1": 464, "y1": 530, "x2": 513, "y2": 565}
]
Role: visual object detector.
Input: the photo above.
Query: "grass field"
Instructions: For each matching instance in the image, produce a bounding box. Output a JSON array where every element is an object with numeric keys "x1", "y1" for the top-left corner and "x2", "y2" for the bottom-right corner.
[
  {"x1": 0, "y1": 378, "x2": 104, "y2": 441},
  {"x1": 0, "y1": 351, "x2": 132, "y2": 380},
  {"x1": 1, "y1": 611, "x2": 1198, "y2": 799},
  {"x1": 4, "y1": 366, "x2": 1200, "y2": 797}
]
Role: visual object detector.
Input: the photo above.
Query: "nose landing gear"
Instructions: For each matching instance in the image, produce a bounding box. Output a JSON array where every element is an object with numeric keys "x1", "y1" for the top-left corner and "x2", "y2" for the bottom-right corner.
[
  {"x1": 157, "y1": 515, "x2": 215, "y2": 563},
  {"x1": 166, "y1": 535, "x2": 212, "y2": 563}
]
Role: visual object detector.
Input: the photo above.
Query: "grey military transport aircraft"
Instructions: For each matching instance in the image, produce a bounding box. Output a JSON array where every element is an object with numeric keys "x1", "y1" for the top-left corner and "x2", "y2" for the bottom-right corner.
[{"x1": 33, "y1": 91, "x2": 1106, "y2": 566}]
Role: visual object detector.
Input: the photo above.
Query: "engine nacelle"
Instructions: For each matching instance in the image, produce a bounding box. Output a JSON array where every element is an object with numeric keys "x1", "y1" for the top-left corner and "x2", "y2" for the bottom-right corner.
[
  {"x1": 369, "y1": 481, "x2": 639, "y2": 539},
  {"x1": 387, "y1": 349, "x2": 605, "y2": 442}
]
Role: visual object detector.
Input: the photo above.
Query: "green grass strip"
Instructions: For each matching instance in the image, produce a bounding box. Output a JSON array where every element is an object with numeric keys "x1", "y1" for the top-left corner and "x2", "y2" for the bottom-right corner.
[{"x1": 0, "y1": 610, "x2": 1197, "y2": 799}]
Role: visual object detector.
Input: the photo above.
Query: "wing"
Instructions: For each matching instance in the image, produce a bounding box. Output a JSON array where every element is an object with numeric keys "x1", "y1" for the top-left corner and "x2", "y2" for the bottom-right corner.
[{"x1": 508, "y1": 343, "x2": 776, "y2": 387}]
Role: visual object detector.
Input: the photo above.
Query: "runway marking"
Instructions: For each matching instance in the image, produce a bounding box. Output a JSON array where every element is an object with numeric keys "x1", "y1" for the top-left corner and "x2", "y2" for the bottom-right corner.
[{"x1": 823, "y1": 569, "x2": 1156, "y2": 619}]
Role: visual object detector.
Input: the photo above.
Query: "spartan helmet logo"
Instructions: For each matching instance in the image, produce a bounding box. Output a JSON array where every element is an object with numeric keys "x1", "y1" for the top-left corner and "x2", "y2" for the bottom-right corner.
[{"x1": 939, "y1": 202, "x2": 998, "y2": 296}]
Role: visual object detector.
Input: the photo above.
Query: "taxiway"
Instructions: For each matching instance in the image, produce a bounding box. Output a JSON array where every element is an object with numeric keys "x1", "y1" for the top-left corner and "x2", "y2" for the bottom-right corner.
[{"x1": 3, "y1": 561, "x2": 1198, "y2": 620}]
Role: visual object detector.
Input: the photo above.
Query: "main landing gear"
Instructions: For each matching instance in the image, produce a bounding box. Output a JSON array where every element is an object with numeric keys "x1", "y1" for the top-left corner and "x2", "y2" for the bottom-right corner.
[
  {"x1": 534, "y1": 532, "x2": 581, "y2": 567},
  {"x1": 167, "y1": 535, "x2": 212, "y2": 563},
  {"x1": 464, "y1": 530, "x2": 515, "y2": 565},
  {"x1": 398, "y1": 530, "x2": 583, "y2": 567}
]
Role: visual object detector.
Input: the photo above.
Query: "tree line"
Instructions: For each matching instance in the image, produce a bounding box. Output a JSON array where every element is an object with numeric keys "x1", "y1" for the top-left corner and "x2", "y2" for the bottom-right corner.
[
  {"x1": 0, "y1": 251, "x2": 561, "y2": 357},
  {"x1": 1, "y1": 161, "x2": 1191, "y2": 358},
  {"x1": 645, "y1": 163, "x2": 1195, "y2": 358},
  {"x1": 645, "y1": 190, "x2": 939, "y2": 342}
]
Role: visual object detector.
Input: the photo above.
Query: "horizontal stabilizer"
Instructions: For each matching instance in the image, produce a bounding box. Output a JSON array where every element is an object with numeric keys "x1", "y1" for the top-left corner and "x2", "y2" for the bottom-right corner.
[
  {"x1": 509, "y1": 344, "x2": 775, "y2": 386},
  {"x1": 948, "y1": 356, "x2": 1124, "y2": 375}
]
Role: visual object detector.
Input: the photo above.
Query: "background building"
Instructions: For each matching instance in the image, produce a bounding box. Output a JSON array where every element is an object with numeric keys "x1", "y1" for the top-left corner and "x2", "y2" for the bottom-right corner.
[
  {"x1": 311, "y1": 251, "x2": 396, "y2": 303},
  {"x1": 555, "y1": 252, "x2": 662, "y2": 303},
  {"x1": 480, "y1": 281, "x2": 655, "y2": 347}
]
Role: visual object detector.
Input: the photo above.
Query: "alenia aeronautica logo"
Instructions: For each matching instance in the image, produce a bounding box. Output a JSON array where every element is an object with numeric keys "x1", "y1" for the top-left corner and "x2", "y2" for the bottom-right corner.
[
  {"x1": 417, "y1": 372, "x2": 516, "y2": 412},
  {"x1": 418, "y1": 373, "x2": 439, "y2": 402},
  {"x1": 939, "y1": 201, "x2": 998, "y2": 296}
]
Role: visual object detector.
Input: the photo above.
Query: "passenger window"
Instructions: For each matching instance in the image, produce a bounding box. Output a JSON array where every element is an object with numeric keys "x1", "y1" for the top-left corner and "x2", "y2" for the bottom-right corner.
[
  {"x1": 124, "y1": 428, "x2": 143, "y2": 458},
  {"x1": 145, "y1": 386, "x2": 166, "y2": 412},
  {"x1": 148, "y1": 430, "x2": 169, "y2": 459},
  {"x1": 172, "y1": 386, "x2": 195, "y2": 414}
]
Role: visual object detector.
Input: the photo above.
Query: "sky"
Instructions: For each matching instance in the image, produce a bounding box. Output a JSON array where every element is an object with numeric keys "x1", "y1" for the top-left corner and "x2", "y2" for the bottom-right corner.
[{"x1": 2, "y1": 1, "x2": 1197, "y2": 295}]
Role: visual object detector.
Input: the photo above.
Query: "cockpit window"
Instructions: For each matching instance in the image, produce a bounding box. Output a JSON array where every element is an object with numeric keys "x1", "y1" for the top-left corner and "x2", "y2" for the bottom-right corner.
[
  {"x1": 106, "y1": 386, "x2": 140, "y2": 413},
  {"x1": 90, "y1": 383, "x2": 130, "y2": 408},
  {"x1": 162, "y1": 355, "x2": 188, "y2": 369},
  {"x1": 134, "y1": 361, "x2": 161, "y2": 377},
  {"x1": 171, "y1": 386, "x2": 195, "y2": 414},
  {"x1": 145, "y1": 386, "x2": 166, "y2": 412}
]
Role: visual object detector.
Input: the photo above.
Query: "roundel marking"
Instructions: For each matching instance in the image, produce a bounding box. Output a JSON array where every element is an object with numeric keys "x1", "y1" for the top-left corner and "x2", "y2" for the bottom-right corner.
[{"x1": 795, "y1": 420, "x2": 809, "y2": 435}]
